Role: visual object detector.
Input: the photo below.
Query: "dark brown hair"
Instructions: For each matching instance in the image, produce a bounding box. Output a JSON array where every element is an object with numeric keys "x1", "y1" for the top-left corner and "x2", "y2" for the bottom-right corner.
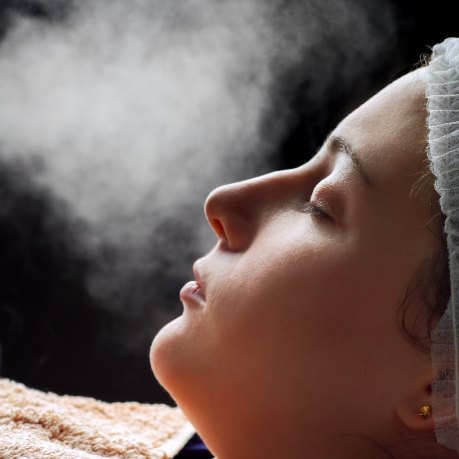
[{"x1": 398, "y1": 168, "x2": 450, "y2": 353}]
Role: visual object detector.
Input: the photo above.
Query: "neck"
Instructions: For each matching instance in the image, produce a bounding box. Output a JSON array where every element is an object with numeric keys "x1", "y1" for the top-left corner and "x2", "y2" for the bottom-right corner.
[{"x1": 205, "y1": 432, "x2": 393, "y2": 459}]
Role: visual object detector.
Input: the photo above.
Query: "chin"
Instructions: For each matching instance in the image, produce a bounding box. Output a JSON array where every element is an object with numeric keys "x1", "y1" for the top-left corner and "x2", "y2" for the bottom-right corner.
[
  {"x1": 150, "y1": 314, "x2": 214, "y2": 421},
  {"x1": 149, "y1": 316, "x2": 186, "y2": 390}
]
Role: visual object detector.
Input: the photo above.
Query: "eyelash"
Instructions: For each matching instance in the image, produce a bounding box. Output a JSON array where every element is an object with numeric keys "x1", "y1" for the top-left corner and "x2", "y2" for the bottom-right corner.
[{"x1": 303, "y1": 201, "x2": 329, "y2": 220}]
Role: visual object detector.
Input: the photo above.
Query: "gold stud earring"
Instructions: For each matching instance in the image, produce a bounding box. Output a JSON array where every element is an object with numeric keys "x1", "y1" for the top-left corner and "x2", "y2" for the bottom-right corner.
[{"x1": 418, "y1": 405, "x2": 432, "y2": 420}]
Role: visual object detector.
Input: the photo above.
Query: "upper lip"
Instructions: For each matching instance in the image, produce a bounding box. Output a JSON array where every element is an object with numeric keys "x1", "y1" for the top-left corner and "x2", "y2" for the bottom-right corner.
[{"x1": 192, "y1": 260, "x2": 206, "y2": 298}]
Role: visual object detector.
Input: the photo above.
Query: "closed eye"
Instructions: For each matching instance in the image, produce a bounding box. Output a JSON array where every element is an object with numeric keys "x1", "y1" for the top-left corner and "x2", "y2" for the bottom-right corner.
[{"x1": 303, "y1": 202, "x2": 329, "y2": 220}]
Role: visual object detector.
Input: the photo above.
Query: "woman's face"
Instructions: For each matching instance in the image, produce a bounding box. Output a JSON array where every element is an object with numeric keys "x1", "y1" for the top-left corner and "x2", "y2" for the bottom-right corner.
[{"x1": 151, "y1": 69, "x2": 436, "y2": 458}]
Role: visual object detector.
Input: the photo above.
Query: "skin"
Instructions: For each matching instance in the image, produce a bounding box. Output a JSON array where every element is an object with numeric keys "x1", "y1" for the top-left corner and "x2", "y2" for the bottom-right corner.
[{"x1": 150, "y1": 69, "x2": 452, "y2": 458}]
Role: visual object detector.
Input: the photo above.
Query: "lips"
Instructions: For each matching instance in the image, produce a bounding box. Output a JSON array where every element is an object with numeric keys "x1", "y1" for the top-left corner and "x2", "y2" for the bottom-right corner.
[
  {"x1": 192, "y1": 261, "x2": 206, "y2": 298},
  {"x1": 179, "y1": 261, "x2": 206, "y2": 307}
]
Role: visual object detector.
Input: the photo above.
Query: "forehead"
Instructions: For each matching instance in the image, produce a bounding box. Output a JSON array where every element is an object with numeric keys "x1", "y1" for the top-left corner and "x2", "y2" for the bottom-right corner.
[{"x1": 333, "y1": 69, "x2": 429, "y2": 189}]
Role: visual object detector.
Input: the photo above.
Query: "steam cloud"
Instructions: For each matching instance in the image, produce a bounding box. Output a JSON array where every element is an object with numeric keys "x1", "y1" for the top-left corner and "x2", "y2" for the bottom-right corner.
[{"x1": 0, "y1": 0, "x2": 399, "y2": 351}]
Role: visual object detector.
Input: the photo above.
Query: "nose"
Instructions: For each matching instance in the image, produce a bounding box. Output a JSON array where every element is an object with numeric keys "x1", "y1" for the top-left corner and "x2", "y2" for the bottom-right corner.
[{"x1": 204, "y1": 168, "x2": 308, "y2": 252}]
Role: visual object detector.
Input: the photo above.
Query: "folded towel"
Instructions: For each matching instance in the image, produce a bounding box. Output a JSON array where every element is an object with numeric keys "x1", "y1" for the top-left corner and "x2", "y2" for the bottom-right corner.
[{"x1": 0, "y1": 378, "x2": 195, "y2": 459}]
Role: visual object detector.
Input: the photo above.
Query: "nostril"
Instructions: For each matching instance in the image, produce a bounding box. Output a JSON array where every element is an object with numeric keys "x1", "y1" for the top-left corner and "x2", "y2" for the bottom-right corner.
[
  {"x1": 211, "y1": 218, "x2": 226, "y2": 240},
  {"x1": 204, "y1": 183, "x2": 253, "y2": 252}
]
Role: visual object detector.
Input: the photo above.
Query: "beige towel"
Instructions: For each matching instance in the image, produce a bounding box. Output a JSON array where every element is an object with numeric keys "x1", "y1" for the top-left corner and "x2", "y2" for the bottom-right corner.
[{"x1": 0, "y1": 378, "x2": 195, "y2": 459}]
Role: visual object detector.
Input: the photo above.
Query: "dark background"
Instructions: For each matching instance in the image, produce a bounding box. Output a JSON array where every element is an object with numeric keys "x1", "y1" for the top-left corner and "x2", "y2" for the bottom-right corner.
[{"x1": 0, "y1": 0, "x2": 456, "y2": 405}]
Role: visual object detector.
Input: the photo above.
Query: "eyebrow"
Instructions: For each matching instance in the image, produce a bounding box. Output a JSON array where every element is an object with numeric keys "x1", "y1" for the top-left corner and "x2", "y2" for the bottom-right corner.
[{"x1": 325, "y1": 134, "x2": 373, "y2": 189}]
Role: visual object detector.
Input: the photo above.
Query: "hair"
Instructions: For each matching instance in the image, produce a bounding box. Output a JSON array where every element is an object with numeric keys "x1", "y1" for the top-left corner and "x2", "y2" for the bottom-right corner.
[
  {"x1": 390, "y1": 173, "x2": 452, "y2": 457},
  {"x1": 398, "y1": 167, "x2": 450, "y2": 353},
  {"x1": 367, "y1": 52, "x2": 455, "y2": 459},
  {"x1": 396, "y1": 52, "x2": 451, "y2": 354}
]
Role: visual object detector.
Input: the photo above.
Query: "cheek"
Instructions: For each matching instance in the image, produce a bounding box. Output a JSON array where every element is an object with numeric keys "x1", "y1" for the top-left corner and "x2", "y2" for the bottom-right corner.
[
  {"x1": 201, "y1": 252, "x2": 347, "y2": 389},
  {"x1": 151, "y1": 230, "x2": 405, "y2": 419}
]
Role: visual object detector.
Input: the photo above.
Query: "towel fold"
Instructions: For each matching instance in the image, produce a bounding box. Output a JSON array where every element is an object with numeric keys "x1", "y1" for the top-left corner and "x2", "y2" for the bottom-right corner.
[{"x1": 0, "y1": 378, "x2": 195, "y2": 459}]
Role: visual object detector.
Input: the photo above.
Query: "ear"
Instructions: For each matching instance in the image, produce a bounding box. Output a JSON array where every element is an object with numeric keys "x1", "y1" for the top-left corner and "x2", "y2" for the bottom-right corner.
[{"x1": 395, "y1": 377, "x2": 434, "y2": 432}]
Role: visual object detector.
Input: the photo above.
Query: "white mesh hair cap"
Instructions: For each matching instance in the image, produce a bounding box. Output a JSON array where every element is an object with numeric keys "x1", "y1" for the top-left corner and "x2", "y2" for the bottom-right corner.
[{"x1": 427, "y1": 36, "x2": 459, "y2": 452}]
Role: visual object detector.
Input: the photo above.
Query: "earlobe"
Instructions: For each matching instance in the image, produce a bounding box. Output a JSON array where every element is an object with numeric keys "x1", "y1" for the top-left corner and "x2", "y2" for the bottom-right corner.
[{"x1": 396, "y1": 383, "x2": 434, "y2": 432}]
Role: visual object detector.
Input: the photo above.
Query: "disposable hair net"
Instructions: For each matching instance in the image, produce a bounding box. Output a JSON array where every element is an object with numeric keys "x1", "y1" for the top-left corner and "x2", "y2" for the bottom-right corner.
[{"x1": 427, "y1": 36, "x2": 459, "y2": 452}]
